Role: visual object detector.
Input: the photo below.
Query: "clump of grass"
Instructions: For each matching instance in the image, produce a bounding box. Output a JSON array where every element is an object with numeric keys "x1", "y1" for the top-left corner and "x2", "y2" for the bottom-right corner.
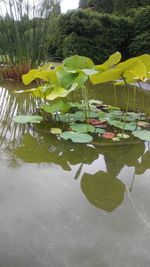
[{"x1": 0, "y1": 0, "x2": 60, "y2": 80}]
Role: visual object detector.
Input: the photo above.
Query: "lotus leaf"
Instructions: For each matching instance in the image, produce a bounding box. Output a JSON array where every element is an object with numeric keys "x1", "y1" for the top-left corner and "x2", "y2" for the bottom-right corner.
[
  {"x1": 56, "y1": 65, "x2": 78, "y2": 89},
  {"x1": 70, "y1": 123, "x2": 95, "y2": 133},
  {"x1": 117, "y1": 133, "x2": 130, "y2": 139},
  {"x1": 13, "y1": 115, "x2": 43, "y2": 124},
  {"x1": 60, "y1": 131, "x2": 93, "y2": 143},
  {"x1": 22, "y1": 69, "x2": 49, "y2": 85},
  {"x1": 50, "y1": 128, "x2": 62, "y2": 135},
  {"x1": 46, "y1": 83, "x2": 78, "y2": 101},
  {"x1": 96, "y1": 52, "x2": 121, "y2": 71},
  {"x1": 63, "y1": 55, "x2": 95, "y2": 70},
  {"x1": 132, "y1": 130, "x2": 150, "y2": 141},
  {"x1": 42, "y1": 101, "x2": 70, "y2": 114}
]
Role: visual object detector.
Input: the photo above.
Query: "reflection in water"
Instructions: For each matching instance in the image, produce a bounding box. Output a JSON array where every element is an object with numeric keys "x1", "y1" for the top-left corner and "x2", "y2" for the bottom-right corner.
[
  {"x1": 1, "y1": 84, "x2": 150, "y2": 212},
  {"x1": 81, "y1": 171, "x2": 125, "y2": 212}
]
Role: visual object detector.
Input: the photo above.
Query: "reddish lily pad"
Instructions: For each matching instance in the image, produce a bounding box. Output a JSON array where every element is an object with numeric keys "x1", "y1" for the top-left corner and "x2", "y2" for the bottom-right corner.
[
  {"x1": 88, "y1": 119, "x2": 107, "y2": 128},
  {"x1": 102, "y1": 132, "x2": 115, "y2": 139}
]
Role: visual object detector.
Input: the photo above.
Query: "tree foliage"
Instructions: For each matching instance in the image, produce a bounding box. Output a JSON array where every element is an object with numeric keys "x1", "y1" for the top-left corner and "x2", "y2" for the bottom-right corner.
[
  {"x1": 114, "y1": 0, "x2": 150, "y2": 15},
  {"x1": 48, "y1": 9, "x2": 133, "y2": 63},
  {"x1": 129, "y1": 6, "x2": 150, "y2": 55},
  {"x1": 79, "y1": 0, "x2": 114, "y2": 13}
]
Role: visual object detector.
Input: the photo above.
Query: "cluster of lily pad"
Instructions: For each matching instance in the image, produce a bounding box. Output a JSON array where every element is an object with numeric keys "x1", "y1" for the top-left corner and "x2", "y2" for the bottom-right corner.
[{"x1": 13, "y1": 51, "x2": 150, "y2": 143}]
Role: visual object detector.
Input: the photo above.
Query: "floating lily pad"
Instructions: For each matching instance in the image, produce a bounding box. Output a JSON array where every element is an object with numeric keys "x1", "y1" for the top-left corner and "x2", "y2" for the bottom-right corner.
[
  {"x1": 88, "y1": 118, "x2": 107, "y2": 126},
  {"x1": 117, "y1": 133, "x2": 130, "y2": 139},
  {"x1": 95, "y1": 128, "x2": 106, "y2": 134},
  {"x1": 70, "y1": 123, "x2": 95, "y2": 133},
  {"x1": 102, "y1": 132, "x2": 115, "y2": 139},
  {"x1": 60, "y1": 131, "x2": 93, "y2": 143},
  {"x1": 56, "y1": 111, "x2": 85, "y2": 123},
  {"x1": 13, "y1": 115, "x2": 43, "y2": 124},
  {"x1": 108, "y1": 120, "x2": 140, "y2": 131},
  {"x1": 112, "y1": 137, "x2": 121, "y2": 142},
  {"x1": 50, "y1": 128, "x2": 62, "y2": 134},
  {"x1": 132, "y1": 130, "x2": 150, "y2": 141}
]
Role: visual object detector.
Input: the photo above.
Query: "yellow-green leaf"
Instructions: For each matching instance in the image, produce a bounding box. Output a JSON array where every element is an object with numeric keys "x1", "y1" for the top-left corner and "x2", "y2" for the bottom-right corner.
[{"x1": 96, "y1": 52, "x2": 121, "y2": 71}]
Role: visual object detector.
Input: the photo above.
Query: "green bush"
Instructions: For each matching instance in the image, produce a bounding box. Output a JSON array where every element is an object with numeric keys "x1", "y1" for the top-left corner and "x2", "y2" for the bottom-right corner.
[
  {"x1": 48, "y1": 9, "x2": 133, "y2": 63},
  {"x1": 129, "y1": 32, "x2": 150, "y2": 55},
  {"x1": 114, "y1": 0, "x2": 150, "y2": 15},
  {"x1": 129, "y1": 7, "x2": 150, "y2": 55},
  {"x1": 79, "y1": 0, "x2": 114, "y2": 13}
]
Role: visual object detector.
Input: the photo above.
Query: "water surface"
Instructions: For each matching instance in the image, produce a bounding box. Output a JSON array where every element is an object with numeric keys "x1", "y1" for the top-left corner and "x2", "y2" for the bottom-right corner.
[{"x1": 0, "y1": 82, "x2": 150, "y2": 267}]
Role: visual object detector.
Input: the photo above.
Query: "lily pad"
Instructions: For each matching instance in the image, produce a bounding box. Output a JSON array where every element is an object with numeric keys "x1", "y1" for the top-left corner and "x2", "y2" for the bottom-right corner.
[
  {"x1": 112, "y1": 137, "x2": 121, "y2": 142},
  {"x1": 88, "y1": 119, "x2": 107, "y2": 126},
  {"x1": 57, "y1": 111, "x2": 86, "y2": 123},
  {"x1": 102, "y1": 132, "x2": 115, "y2": 139},
  {"x1": 50, "y1": 128, "x2": 62, "y2": 135},
  {"x1": 108, "y1": 120, "x2": 140, "y2": 131},
  {"x1": 132, "y1": 130, "x2": 150, "y2": 141},
  {"x1": 70, "y1": 123, "x2": 95, "y2": 133},
  {"x1": 117, "y1": 133, "x2": 130, "y2": 139},
  {"x1": 13, "y1": 115, "x2": 43, "y2": 124},
  {"x1": 60, "y1": 131, "x2": 93, "y2": 143},
  {"x1": 95, "y1": 128, "x2": 106, "y2": 134}
]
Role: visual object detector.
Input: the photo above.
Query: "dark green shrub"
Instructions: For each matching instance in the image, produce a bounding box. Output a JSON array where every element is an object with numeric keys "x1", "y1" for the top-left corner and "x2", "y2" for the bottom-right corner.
[
  {"x1": 129, "y1": 7, "x2": 150, "y2": 55},
  {"x1": 129, "y1": 32, "x2": 150, "y2": 55},
  {"x1": 114, "y1": 0, "x2": 150, "y2": 15},
  {"x1": 49, "y1": 9, "x2": 133, "y2": 63}
]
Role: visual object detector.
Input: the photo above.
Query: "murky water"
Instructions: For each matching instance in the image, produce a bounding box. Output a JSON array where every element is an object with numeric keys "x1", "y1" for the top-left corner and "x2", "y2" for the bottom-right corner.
[{"x1": 0, "y1": 82, "x2": 150, "y2": 267}]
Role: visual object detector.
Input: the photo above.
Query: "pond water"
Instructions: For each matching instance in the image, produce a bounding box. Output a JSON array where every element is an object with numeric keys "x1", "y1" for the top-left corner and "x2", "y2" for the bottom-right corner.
[{"x1": 0, "y1": 82, "x2": 150, "y2": 267}]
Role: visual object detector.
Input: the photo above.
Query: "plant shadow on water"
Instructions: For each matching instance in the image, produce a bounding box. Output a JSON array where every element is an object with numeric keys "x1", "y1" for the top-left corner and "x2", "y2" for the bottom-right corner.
[{"x1": 0, "y1": 84, "x2": 150, "y2": 213}]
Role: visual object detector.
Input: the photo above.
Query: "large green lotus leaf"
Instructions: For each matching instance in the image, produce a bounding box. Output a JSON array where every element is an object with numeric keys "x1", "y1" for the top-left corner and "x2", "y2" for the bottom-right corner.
[
  {"x1": 13, "y1": 115, "x2": 43, "y2": 124},
  {"x1": 117, "y1": 58, "x2": 146, "y2": 81},
  {"x1": 47, "y1": 70, "x2": 58, "y2": 85},
  {"x1": 96, "y1": 51, "x2": 121, "y2": 71},
  {"x1": 74, "y1": 71, "x2": 88, "y2": 87},
  {"x1": 56, "y1": 65, "x2": 78, "y2": 89},
  {"x1": 132, "y1": 130, "x2": 150, "y2": 141},
  {"x1": 134, "y1": 54, "x2": 150, "y2": 78},
  {"x1": 116, "y1": 57, "x2": 137, "y2": 71},
  {"x1": 70, "y1": 123, "x2": 95, "y2": 133},
  {"x1": 90, "y1": 68, "x2": 122, "y2": 85},
  {"x1": 81, "y1": 171, "x2": 125, "y2": 212},
  {"x1": 16, "y1": 85, "x2": 52, "y2": 98},
  {"x1": 60, "y1": 131, "x2": 93, "y2": 143},
  {"x1": 40, "y1": 62, "x2": 52, "y2": 71},
  {"x1": 42, "y1": 101, "x2": 70, "y2": 113},
  {"x1": 63, "y1": 55, "x2": 95, "y2": 70},
  {"x1": 22, "y1": 69, "x2": 49, "y2": 85},
  {"x1": 46, "y1": 83, "x2": 78, "y2": 101},
  {"x1": 123, "y1": 60, "x2": 147, "y2": 82}
]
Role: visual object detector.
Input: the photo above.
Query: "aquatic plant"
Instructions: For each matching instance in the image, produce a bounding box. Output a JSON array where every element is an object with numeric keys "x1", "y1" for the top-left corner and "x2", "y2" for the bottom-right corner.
[
  {"x1": 13, "y1": 52, "x2": 150, "y2": 143},
  {"x1": 0, "y1": 0, "x2": 60, "y2": 79}
]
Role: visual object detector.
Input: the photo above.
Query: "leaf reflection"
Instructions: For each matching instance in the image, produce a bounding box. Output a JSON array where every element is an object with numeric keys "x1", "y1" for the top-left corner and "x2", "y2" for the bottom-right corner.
[{"x1": 81, "y1": 171, "x2": 125, "y2": 212}]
